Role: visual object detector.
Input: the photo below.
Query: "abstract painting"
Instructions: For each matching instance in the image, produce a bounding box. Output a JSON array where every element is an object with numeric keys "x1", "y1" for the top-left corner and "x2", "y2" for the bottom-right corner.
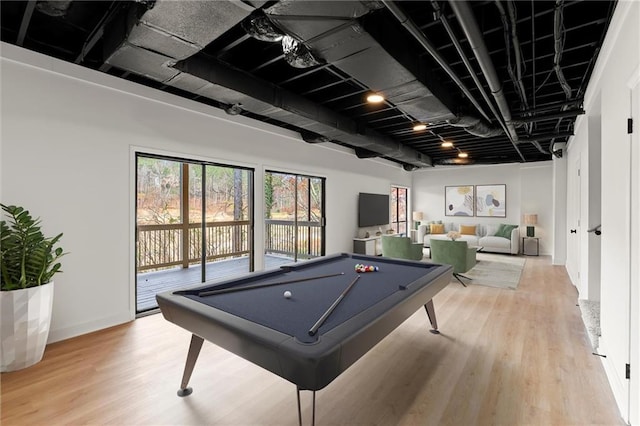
[
  {"x1": 445, "y1": 185, "x2": 474, "y2": 216},
  {"x1": 476, "y1": 184, "x2": 506, "y2": 217}
]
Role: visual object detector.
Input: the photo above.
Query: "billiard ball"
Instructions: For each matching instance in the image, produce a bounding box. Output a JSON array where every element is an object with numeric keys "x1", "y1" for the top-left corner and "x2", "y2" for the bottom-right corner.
[{"x1": 284, "y1": 290, "x2": 292, "y2": 299}]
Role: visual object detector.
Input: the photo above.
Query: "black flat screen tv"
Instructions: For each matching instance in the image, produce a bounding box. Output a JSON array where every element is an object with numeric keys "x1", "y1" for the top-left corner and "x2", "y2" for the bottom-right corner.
[{"x1": 358, "y1": 193, "x2": 390, "y2": 227}]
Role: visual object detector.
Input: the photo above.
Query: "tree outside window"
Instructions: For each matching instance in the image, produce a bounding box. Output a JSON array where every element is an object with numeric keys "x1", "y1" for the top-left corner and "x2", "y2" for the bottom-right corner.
[{"x1": 391, "y1": 186, "x2": 408, "y2": 235}]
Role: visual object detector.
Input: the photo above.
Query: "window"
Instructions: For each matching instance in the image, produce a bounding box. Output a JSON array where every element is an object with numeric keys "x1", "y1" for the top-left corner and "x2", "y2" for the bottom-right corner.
[{"x1": 390, "y1": 186, "x2": 408, "y2": 235}]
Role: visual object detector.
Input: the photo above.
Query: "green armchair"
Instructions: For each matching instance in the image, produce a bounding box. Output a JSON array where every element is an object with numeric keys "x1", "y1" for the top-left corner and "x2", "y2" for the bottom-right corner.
[
  {"x1": 381, "y1": 235, "x2": 424, "y2": 261},
  {"x1": 430, "y1": 239, "x2": 477, "y2": 286}
]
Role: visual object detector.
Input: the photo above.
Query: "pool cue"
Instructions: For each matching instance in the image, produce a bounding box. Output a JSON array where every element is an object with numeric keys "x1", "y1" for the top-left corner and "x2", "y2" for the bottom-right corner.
[
  {"x1": 308, "y1": 275, "x2": 360, "y2": 336},
  {"x1": 198, "y1": 272, "x2": 345, "y2": 297}
]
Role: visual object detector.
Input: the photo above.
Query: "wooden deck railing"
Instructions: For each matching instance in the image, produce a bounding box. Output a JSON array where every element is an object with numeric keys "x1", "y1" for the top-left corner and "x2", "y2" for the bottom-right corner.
[
  {"x1": 137, "y1": 219, "x2": 322, "y2": 272},
  {"x1": 137, "y1": 221, "x2": 250, "y2": 272},
  {"x1": 264, "y1": 219, "x2": 323, "y2": 260}
]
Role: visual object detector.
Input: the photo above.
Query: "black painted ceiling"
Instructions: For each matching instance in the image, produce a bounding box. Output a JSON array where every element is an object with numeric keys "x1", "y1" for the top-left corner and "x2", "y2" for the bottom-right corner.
[{"x1": 0, "y1": 1, "x2": 616, "y2": 169}]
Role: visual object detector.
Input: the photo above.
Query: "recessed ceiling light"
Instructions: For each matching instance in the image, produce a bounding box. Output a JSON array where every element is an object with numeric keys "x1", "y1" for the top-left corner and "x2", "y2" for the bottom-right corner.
[
  {"x1": 458, "y1": 152, "x2": 469, "y2": 158},
  {"x1": 366, "y1": 93, "x2": 385, "y2": 103},
  {"x1": 441, "y1": 141, "x2": 454, "y2": 148},
  {"x1": 413, "y1": 123, "x2": 427, "y2": 131}
]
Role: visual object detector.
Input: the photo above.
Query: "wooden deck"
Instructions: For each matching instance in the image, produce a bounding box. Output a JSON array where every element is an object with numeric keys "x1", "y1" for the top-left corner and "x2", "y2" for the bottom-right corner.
[{"x1": 136, "y1": 254, "x2": 295, "y2": 312}]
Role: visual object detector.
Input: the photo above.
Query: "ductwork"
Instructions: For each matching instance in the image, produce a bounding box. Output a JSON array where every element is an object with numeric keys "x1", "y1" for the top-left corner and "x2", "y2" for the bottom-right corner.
[
  {"x1": 174, "y1": 54, "x2": 432, "y2": 166},
  {"x1": 103, "y1": 1, "x2": 263, "y2": 82},
  {"x1": 281, "y1": 35, "x2": 323, "y2": 68},
  {"x1": 264, "y1": 1, "x2": 457, "y2": 124},
  {"x1": 447, "y1": 115, "x2": 504, "y2": 138},
  {"x1": 101, "y1": 0, "x2": 439, "y2": 168},
  {"x1": 241, "y1": 12, "x2": 284, "y2": 42},
  {"x1": 380, "y1": 1, "x2": 490, "y2": 123},
  {"x1": 36, "y1": 1, "x2": 72, "y2": 17}
]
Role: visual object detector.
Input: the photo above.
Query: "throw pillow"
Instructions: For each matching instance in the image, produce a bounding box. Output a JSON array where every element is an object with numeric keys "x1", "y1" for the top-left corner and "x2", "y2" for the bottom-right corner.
[
  {"x1": 425, "y1": 220, "x2": 443, "y2": 234},
  {"x1": 484, "y1": 224, "x2": 500, "y2": 236},
  {"x1": 430, "y1": 223, "x2": 445, "y2": 234},
  {"x1": 459, "y1": 224, "x2": 477, "y2": 235},
  {"x1": 495, "y1": 224, "x2": 518, "y2": 238}
]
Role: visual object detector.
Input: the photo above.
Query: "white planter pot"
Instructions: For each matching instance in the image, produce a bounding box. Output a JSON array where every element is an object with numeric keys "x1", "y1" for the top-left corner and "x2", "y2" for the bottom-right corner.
[{"x1": 1, "y1": 282, "x2": 54, "y2": 372}]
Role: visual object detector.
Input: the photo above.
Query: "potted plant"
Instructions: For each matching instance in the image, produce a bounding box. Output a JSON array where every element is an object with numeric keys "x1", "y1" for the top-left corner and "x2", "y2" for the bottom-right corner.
[{"x1": 1, "y1": 204, "x2": 65, "y2": 372}]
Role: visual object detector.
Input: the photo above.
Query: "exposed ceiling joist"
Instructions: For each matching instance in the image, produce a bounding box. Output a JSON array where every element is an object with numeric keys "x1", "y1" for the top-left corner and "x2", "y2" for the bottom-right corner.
[{"x1": 0, "y1": 0, "x2": 617, "y2": 168}]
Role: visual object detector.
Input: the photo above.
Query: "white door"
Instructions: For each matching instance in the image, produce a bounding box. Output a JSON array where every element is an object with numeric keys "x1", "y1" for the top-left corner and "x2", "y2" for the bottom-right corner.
[
  {"x1": 627, "y1": 70, "x2": 640, "y2": 425},
  {"x1": 600, "y1": 72, "x2": 634, "y2": 423},
  {"x1": 566, "y1": 158, "x2": 581, "y2": 288}
]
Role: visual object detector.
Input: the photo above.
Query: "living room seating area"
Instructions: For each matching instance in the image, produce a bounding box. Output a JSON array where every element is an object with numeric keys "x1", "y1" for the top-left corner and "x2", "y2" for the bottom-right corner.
[{"x1": 417, "y1": 222, "x2": 520, "y2": 255}]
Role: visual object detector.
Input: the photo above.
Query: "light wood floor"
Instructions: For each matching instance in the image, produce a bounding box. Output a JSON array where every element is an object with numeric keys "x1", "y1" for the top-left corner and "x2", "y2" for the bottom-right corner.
[{"x1": 1, "y1": 256, "x2": 624, "y2": 425}]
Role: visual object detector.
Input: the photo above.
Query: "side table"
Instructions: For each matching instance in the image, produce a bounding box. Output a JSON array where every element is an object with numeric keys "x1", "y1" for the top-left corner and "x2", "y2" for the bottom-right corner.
[{"x1": 522, "y1": 237, "x2": 539, "y2": 256}]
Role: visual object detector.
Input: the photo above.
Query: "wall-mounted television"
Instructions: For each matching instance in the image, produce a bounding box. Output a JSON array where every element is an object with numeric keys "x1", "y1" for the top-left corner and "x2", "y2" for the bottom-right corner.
[{"x1": 358, "y1": 192, "x2": 390, "y2": 227}]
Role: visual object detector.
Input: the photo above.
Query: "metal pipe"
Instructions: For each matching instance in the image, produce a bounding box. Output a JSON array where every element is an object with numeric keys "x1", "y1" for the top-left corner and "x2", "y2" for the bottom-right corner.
[
  {"x1": 515, "y1": 108, "x2": 584, "y2": 123},
  {"x1": 448, "y1": 0, "x2": 526, "y2": 162},
  {"x1": 505, "y1": 1, "x2": 528, "y2": 109},
  {"x1": 430, "y1": 1, "x2": 507, "y2": 135},
  {"x1": 519, "y1": 130, "x2": 574, "y2": 142},
  {"x1": 554, "y1": 0, "x2": 572, "y2": 99},
  {"x1": 381, "y1": 0, "x2": 491, "y2": 122}
]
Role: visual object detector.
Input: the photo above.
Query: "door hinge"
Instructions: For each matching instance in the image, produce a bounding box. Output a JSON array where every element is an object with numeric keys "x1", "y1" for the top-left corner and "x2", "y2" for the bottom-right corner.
[
  {"x1": 628, "y1": 118, "x2": 633, "y2": 134},
  {"x1": 626, "y1": 363, "x2": 631, "y2": 379}
]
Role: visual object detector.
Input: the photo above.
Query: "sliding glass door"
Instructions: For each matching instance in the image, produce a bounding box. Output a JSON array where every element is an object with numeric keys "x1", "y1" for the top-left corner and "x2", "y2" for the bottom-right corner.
[
  {"x1": 264, "y1": 171, "x2": 325, "y2": 266},
  {"x1": 135, "y1": 154, "x2": 253, "y2": 313}
]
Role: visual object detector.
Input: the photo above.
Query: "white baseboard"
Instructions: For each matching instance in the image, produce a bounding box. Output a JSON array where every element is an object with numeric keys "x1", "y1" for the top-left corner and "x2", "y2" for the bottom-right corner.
[
  {"x1": 598, "y1": 335, "x2": 628, "y2": 423},
  {"x1": 47, "y1": 311, "x2": 133, "y2": 344}
]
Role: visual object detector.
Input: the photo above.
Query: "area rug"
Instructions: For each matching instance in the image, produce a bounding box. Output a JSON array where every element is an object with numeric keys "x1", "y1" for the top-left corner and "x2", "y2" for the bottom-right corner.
[
  {"x1": 578, "y1": 299, "x2": 601, "y2": 350},
  {"x1": 459, "y1": 252, "x2": 526, "y2": 290}
]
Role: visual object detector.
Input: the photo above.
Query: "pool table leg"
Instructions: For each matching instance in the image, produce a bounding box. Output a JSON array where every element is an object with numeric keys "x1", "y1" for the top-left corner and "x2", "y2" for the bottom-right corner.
[
  {"x1": 177, "y1": 334, "x2": 204, "y2": 397},
  {"x1": 296, "y1": 387, "x2": 316, "y2": 426},
  {"x1": 424, "y1": 299, "x2": 440, "y2": 334}
]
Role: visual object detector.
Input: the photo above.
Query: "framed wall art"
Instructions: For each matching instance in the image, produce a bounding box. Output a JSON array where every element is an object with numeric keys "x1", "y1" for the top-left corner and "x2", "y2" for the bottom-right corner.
[
  {"x1": 475, "y1": 184, "x2": 506, "y2": 217},
  {"x1": 444, "y1": 185, "x2": 474, "y2": 217}
]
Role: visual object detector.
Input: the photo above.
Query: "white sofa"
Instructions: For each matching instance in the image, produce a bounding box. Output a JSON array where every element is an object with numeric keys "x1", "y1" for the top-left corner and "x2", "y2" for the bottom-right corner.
[{"x1": 417, "y1": 222, "x2": 520, "y2": 255}]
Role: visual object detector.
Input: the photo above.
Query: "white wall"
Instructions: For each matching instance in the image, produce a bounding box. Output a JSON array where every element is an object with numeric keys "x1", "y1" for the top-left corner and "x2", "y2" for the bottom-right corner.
[
  {"x1": 0, "y1": 43, "x2": 411, "y2": 343},
  {"x1": 568, "y1": 1, "x2": 640, "y2": 421},
  {"x1": 552, "y1": 152, "x2": 568, "y2": 265},
  {"x1": 411, "y1": 162, "x2": 554, "y2": 255}
]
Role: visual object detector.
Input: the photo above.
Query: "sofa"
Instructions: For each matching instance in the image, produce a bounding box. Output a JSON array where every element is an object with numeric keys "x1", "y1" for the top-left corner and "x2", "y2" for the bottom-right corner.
[{"x1": 417, "y1": 222, "x2": 520, "y2": 255}]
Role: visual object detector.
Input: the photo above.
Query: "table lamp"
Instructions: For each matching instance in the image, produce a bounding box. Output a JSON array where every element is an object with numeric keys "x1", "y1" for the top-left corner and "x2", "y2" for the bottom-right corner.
[
  {"x1": 524, "y1": 214, "x2": 538, "y2": 237},
  {"x1": 412, "y1": 211, "x2": 424, "y2": 230}
]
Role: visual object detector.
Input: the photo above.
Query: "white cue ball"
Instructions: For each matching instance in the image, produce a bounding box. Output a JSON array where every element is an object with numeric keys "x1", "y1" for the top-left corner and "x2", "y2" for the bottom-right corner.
[{"x1": 284, "y1": 290, "x2": 292, "y2": 299}]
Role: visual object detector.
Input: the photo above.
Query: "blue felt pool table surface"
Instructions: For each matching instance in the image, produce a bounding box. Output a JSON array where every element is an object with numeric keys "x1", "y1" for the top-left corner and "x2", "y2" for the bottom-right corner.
[{"x1": 157, "y1": 253, "x2": 453, "y2": 391}]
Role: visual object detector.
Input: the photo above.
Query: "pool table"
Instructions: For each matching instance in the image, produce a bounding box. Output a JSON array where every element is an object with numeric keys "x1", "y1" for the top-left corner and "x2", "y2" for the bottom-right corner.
[{"x1": 157, "y1": 253, "x2": 453, "y2": 421}]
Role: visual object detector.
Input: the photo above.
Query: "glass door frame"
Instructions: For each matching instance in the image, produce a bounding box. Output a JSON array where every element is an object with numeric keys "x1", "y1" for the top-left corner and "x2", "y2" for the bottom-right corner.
[
  {"x1": 264, "y1": 170, "x2": 326, "y2": 263},
  {"x1": 135, "y1": 152, "x2": 254, "y2": 313},
  {"x1": 391, "y1": 186, "x2": 409, "y2": 236}
]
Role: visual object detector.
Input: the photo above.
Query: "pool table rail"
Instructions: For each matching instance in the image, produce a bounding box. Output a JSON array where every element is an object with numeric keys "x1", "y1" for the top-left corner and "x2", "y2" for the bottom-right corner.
[{"x1": 157, "y1": 253, "x2": 453, "y2": 392}]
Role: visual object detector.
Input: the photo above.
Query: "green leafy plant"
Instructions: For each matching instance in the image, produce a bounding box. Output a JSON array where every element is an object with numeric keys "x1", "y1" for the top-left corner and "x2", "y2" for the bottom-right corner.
[{"x1": 0, "y1": 204, "x2": 65, "y2": 291}]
